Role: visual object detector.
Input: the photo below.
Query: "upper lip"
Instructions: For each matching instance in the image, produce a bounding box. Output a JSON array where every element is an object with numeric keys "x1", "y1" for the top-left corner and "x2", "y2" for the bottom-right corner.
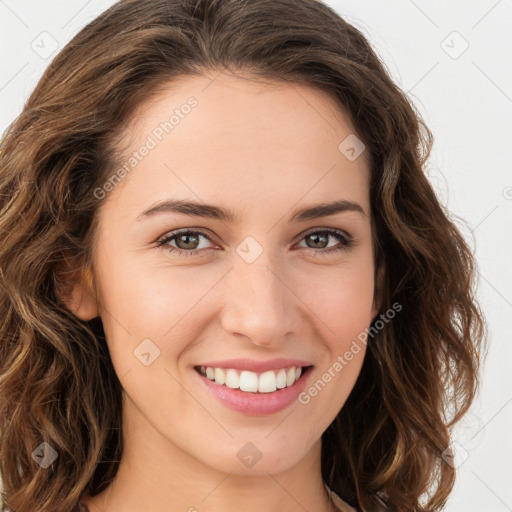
[{"x1": 196, "y1": 358, "x2": 314, "y2": 373}]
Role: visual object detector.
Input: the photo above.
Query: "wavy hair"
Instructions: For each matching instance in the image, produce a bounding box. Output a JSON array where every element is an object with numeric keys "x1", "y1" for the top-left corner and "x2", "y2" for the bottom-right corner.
[{"x1": 0, "y1": 0, "x2": 488, "y2": 510}]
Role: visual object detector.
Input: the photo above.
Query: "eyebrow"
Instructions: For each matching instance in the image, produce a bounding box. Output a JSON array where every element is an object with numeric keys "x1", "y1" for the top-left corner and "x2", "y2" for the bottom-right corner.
[{"x1": 136, "y1": 198, "x2": 367, "y2": 223}]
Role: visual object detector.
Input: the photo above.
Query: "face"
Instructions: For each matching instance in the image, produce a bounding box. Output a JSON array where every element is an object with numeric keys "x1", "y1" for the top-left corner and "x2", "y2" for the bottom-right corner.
[{"x1": 71, "y1": 71, "x2": 381, "y2": 476}]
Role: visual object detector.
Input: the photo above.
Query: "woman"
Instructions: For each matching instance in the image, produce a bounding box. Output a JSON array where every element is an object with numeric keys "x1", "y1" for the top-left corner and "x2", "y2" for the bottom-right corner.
[{"x1": 0, "y1": 0, "x2": 487, "y2": 511}]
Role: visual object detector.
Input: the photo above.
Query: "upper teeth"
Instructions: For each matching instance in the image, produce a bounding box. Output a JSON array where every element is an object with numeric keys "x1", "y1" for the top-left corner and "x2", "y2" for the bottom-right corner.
[{"x1": 199, "y1": 366, "x2": 303, "y2": 393}]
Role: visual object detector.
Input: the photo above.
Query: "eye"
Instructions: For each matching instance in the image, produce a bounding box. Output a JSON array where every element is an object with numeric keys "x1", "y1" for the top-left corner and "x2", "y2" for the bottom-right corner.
[
  {"x1": 157, "y1": 229, "x2": 216, "y2": 256},
  {"x1": 295, "y1": 228, "x2": 354, "y2": 255},
  {"x1": 157, "y1": 227, "x2": 354, "y2": 257}
]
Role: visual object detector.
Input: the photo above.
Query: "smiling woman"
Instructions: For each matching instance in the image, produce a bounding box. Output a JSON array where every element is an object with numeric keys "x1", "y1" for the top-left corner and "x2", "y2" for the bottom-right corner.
[{"x1": 0, "y1": 1, "x2": 487, "y2": 512}]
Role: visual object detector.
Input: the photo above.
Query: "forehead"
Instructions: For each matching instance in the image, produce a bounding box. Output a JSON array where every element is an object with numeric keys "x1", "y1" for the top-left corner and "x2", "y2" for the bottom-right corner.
[
  {"x1": 126, "y1": 71, "x2": 362, "y2": 146},
  {"x1": 104, "y1": 71, "x2": 371, "y2": 220}
]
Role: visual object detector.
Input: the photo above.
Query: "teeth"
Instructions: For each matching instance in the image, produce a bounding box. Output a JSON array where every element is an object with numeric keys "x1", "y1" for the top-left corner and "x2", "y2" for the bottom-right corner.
[
  {"x1": 225, "y1": 369, "x2": 239, "y2": 389},
  {"x1": 200, "y1": 365, "x2": 306, "y2": 393},
  {"x1": 239, "y1": 371, "x2": 258, "y2": 392},
  {"x1": 286, "y1": 367, "x2": 295, "y2": 386},
  {"x1": 276, "y1": 369, "x2": 287, "y2": 389},
  {"x1": 258, "y1": 370, "x2": 277, "y2": 393},
  {"x1": 214, "y1": 368, "x2": 226, "y2": 385}
]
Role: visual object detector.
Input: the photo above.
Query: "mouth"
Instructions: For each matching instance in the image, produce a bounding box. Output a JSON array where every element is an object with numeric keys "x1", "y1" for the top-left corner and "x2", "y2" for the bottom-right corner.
[{"x1": 194, "y1": 364, "x2": 314, "y2": 394}]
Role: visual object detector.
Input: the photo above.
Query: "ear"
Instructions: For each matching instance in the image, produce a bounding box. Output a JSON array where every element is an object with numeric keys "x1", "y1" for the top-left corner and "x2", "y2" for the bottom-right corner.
[
  {"x1": 54, "y1": 253, "x2": 99, "y2": 321},
  {"x1": 371, "y1": 264, "x2": 385, "y2": 321}
]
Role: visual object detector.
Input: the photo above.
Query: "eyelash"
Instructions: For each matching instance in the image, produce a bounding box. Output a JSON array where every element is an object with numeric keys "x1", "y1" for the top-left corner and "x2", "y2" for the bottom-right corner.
[{"x1": 156, "y1": 227, "x2": 354, "y2": 257}]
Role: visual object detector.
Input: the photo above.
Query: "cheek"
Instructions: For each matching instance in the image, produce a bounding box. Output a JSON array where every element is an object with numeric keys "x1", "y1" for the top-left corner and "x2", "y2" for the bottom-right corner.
[
  {"x1": 293, "y1": 255, "x2": 375, "y2": 408},
  {"x1": 94, "y1": 253, "x2": 222, "y2": 357},
  {"x1": 322, "y1": 281, "x2": 375, "y2": 352},
  {"x1": 297, "y1": 254, "x2": 376, "y2": 345}
]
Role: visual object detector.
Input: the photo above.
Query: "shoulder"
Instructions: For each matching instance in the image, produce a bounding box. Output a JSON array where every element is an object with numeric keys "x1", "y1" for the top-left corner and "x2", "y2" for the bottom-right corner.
[{"x1": 325, "y1": 484, "x2": 358, "y2": 512}]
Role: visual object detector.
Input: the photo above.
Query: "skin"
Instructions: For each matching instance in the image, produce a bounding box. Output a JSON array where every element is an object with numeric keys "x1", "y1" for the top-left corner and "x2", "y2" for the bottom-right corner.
[{"x1": 67, "y1": 71, "x2": 383, "y2": 512}]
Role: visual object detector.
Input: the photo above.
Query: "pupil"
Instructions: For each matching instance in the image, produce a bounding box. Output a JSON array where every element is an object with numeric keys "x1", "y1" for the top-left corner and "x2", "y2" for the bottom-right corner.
[
  {"x1": 178, "y1": 234, "x2": 198, "y2": 249},
  {"x1": 309, "y1": 233, "x2": 327, "y2": 248}
]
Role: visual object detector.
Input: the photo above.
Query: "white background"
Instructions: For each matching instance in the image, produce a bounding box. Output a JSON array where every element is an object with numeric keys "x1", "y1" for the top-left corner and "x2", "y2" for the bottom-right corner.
[{"x1": 1, "y1": 1, "x2": 511, "y2": 510}]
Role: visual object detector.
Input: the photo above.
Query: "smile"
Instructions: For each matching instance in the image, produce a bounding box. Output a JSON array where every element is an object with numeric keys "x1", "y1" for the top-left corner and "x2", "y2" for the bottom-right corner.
[
  {"x1": 194, "y1": 364, "x2": 314, "y2": 416},
  {"x1": 196, "y1": 365, "x2": 312, "y2": 393}
]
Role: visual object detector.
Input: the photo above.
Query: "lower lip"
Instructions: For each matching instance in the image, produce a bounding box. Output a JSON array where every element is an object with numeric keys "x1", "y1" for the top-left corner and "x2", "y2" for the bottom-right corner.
[{"x1": 195, "y1": 366, "x2": 313, "y2": 416}]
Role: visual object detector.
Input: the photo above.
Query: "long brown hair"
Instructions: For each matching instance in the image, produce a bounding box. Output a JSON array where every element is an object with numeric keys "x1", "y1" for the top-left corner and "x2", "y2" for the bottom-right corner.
[{"x1": 0, "y1": 0, "x2": 487, "y2": 510}]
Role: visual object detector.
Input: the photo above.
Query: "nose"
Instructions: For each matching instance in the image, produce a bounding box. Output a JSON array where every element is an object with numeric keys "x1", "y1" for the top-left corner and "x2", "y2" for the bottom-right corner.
[{"x1": 218, "y1": 251, "x2": 302, "y2": 348}]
